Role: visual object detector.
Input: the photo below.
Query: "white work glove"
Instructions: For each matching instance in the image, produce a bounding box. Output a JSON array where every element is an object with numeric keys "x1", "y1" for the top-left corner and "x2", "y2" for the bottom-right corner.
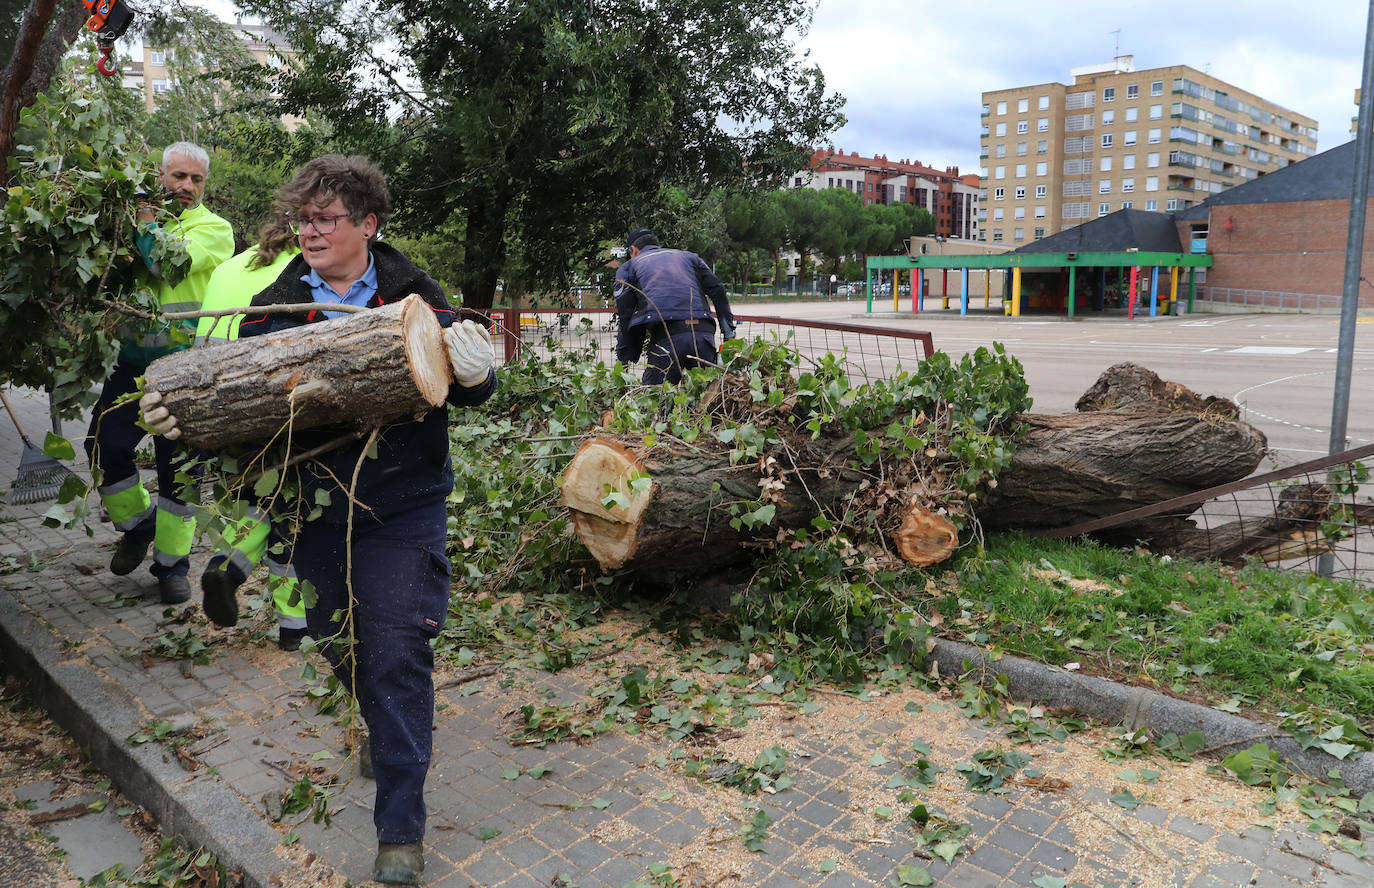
[
  {"x1": 139, "y1": 391, "x2": 180, "y2": 441},
  {"x1": 444, "y1": 319, "x2": 496, "y2": 387}
]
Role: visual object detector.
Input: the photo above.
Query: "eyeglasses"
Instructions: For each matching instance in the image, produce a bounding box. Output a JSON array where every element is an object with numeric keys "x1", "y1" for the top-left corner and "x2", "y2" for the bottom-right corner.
[{"x1": 286, "y1": 213, "x2": 350, "y2": 235}]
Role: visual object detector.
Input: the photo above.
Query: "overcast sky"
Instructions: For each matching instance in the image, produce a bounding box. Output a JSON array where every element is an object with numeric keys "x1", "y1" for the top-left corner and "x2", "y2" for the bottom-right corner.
[{"x1": 796, "y1": 0, "x2": 1372, "y2": 175}]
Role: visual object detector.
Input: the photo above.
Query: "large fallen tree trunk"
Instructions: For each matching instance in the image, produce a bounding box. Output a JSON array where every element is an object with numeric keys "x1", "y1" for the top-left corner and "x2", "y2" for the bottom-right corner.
[
  {"x1": 560, "y1": 436, "x2": 960, "y2": 579},
  {"x1": 142, "y1": 295, "x2": 451, "y2": 449},
  {"x1": 977, "y1": 363, "x2": 1267, "y2": 543},
  {"x1": 561, "y1": 363, "x2": 1269, "y2": 578}
]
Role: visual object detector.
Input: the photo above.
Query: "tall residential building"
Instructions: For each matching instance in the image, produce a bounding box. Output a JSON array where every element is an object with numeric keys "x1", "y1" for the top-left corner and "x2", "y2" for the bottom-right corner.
[
  {"x1": 979, "y1": 56, "x2": 1317, "y2": 246},
  {"x1": 791, "y1": 149, "x2": 981, "y2": 240},
  {"x1": 119, "y1": 22, "x2": 296, "y2": 118}
]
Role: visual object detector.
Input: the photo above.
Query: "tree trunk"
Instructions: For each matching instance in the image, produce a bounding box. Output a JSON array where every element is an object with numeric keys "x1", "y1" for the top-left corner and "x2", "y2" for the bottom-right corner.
[
  {"x1": 142, "y1": 295, "x2": 451, "y2": 449},
  {"x1": 976, "y1": 362, "x2": 1267, "y2": 542},
  {"x1": 560, "y1": 435, "x2": 958, "y2": 579}
]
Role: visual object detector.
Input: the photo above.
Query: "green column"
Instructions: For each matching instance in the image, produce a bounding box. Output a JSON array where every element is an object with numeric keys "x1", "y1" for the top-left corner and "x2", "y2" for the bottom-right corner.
[{"x1": 1067, "y1": 266, "x2": 1076, "y2": 318}]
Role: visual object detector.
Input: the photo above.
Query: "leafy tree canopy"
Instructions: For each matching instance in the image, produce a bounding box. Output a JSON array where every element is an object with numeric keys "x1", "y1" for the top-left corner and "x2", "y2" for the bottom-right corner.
[{"x1": 237, "y1": 0, "x2": 846, "y2": 309}]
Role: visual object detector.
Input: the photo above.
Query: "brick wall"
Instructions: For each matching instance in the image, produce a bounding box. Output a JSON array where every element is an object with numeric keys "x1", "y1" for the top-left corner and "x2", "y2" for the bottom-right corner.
[{"x1": 1186, "y1": 200, "x2": 1374, "y2": 302}]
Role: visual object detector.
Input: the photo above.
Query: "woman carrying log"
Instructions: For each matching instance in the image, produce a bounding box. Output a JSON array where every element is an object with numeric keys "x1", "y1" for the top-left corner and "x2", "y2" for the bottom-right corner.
[{"x1": 141, "y1": 155, "x2": 497, "y2": 886}]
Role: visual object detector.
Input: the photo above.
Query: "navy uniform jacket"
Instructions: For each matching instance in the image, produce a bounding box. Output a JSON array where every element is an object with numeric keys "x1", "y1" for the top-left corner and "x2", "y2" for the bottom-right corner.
[
  {"x1": 614, "y1": 245, "x2": 734, "y2": 364},
  {"x1": 239, "y1": 241, "x2": 495, "y2": 525}
]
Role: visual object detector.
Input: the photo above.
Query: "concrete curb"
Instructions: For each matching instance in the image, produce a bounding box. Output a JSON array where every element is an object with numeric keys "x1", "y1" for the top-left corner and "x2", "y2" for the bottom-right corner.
[
  {"x1": 0, "y1": 586, "x2": 285, "y2": 888},
  {"x1": 923, "y1": 637, "x2": 1374, "y2": 795}
]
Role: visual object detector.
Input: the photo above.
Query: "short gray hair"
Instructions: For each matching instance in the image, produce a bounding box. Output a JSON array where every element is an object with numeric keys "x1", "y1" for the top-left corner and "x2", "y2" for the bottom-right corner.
[{"x1": 162, "y1": 141, "x2": 209, "y2": 170}]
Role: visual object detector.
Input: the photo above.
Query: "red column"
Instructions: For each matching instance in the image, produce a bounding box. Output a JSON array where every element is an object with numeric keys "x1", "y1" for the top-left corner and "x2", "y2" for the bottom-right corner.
[{"x1": 1127, "y1": 266, "x2": 1138, "y2": 319}]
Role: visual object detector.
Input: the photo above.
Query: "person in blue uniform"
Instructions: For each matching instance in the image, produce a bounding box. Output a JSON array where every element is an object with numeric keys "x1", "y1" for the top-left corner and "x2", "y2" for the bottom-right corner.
[
  {"x1": 140, "y1": 154, "x2": 496, "y2": 886},
  {"x1": 614, "y1": 227, "x2": 736, "y2": 384}
]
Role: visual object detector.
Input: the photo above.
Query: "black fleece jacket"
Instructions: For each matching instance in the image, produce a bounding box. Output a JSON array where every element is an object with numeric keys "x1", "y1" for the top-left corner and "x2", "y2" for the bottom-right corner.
[{"x1": 239, "y1": 241, "x2": 496, "y2": 525}]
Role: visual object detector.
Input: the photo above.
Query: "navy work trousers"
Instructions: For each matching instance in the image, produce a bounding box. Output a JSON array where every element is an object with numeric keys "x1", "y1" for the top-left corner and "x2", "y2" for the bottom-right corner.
[
  {"x1": 642, "y1": 331, "x2": 718, "y2": 385},
  {"x1": 85, "y1": 361, "x2": 198, "y2": 578},
  {"x1": 290, "y1": 498, "x2": 451, "y2": 844}
]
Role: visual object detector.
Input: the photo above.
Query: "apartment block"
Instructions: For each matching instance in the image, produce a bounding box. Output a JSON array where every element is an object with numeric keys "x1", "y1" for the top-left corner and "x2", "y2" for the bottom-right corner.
[
  {"x1": 979, "y1": 56, "x2": 1317, "y2": 246},
  {"x1": 119, "y1": 22, "x2": 295, "y2": 117},
  {"x1": 792, "y1": 149, "x2": 981, "y2": 240}
]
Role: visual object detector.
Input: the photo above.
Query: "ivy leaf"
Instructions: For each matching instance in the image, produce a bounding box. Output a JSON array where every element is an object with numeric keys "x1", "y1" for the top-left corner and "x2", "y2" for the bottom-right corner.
[
  {"x1": 1111, "y1": 790, "x2": 1141, "y2": 810},
  {"x1": 895, "y1": 863, "x2": 933, "y2": 886}
]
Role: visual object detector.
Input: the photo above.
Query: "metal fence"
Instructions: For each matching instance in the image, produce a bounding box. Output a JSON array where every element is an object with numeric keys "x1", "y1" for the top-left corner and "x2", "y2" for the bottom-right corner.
[
  {"x1": 1039, "y1": 443, "x2": 1374, "y2": 583},
  {"x1": 1195, "y1": 286, "x2": 1368, "y2": 312},
  {"x1": 484, "y1": 308, "x2": 936, "y2": 383}
]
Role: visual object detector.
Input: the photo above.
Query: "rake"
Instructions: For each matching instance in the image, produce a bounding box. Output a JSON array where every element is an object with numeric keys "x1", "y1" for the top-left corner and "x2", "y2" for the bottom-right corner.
[{"x1": 1, "y1": 389, "x2": 79, "y2": 505}]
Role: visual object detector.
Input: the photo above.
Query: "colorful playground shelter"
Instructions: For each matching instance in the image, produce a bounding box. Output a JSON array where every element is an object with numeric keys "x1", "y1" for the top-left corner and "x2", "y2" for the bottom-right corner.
[{"x1": 864, "y1": 209, "x2": 1213, "y2": 318}]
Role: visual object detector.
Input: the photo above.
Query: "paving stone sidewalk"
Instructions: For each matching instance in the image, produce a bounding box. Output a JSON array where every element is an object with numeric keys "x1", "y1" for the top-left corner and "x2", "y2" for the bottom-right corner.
[{"x1": 2, "y1": 390, "x2": 1373, "y2": 888}]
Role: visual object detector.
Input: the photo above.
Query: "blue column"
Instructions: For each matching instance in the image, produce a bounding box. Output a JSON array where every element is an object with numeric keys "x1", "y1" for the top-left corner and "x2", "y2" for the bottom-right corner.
[
  {"x1": 1149, "y1": 267, "x2": 1160, "y2": 317},
  {"x1": 960, "y1": 268, "x2": 969, "y2": 316}
]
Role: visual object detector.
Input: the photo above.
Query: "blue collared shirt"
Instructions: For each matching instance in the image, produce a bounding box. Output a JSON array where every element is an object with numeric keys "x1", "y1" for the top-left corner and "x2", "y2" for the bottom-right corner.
[{"x1": 301, "y1": 253, "x2": 378, "y2": 318}]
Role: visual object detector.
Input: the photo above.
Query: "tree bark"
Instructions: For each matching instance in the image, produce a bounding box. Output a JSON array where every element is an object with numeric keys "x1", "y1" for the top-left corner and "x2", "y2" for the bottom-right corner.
[
  {"x1": 560, "y1": 434, "x2": 958, "y2": 579},
  {"x1": 0, "y1": 0, "x2": 85, "y2": 183},
  {"x1": 142, "y1": 295, "x2": 452, "y2": 449}
]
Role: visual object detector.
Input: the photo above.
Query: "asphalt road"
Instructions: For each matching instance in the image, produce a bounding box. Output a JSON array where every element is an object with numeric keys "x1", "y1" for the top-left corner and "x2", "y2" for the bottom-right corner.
[{"x1": 754, "y1": 302, "x2": 1374, "y2": 466}]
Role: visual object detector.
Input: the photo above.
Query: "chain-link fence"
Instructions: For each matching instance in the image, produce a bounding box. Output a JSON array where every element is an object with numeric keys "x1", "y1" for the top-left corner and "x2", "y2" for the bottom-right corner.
[{"x1": 483, "y1": 308, "x2": 935, "y2": 383}]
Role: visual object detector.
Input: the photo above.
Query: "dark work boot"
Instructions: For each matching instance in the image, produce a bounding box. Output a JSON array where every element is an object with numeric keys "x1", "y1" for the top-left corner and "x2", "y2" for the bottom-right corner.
[
  {"x1": 158, "y1": 574, "x2": 191, "y2": 604},
  {"x1": 200, "y1": 561, "x2": 244, "y2": 627},
  {"x1": 276, "y1": 626, "x2": 309, "y2": 652},
  {"x1": 373, "y1": 842, "x2": 424, "y2": 885},
  {"x1": 110, "y1": 532, "x2": 153, "y2": 576}
]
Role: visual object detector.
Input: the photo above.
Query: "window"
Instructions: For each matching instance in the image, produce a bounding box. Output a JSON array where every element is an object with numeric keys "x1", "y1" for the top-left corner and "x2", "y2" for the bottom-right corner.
[
  {"x1": 997, "y1": 101, "x2": 1007, "y2": 115},
  {"x1": 992, "y1": 229, "x2": 1004, "y2": 242},
  {"x1": 1035, "y1": 205, "x2": 1046, "y2": 219},
  {"x1": 1016, "y1": 141, "x2": 1027, "y2": 156},
  {"x1": 1103, "y1": 87, "x2": 1115, "y2": 102},
  {"x1": 1100, "y1": 156, "x2": 1113, "y2": 171},
  {"x1": 1122, "y1": 177, "x2": 1135, "y2": 193},
  {"x1": 1099, "y1": 179, "x2": 1111, "y2": 193},
  {"x1": 1150, "y1": 104, "x2": 1163, "y2": 119},
  {"x1": 1147, "y1": 152, "x2": 1160, "y2": 168},
  {"x1": 1015, "y1": 164, "x2": 1027, "y2": 178},
  {"x1": 1102, "y1": 109, "x2": 1115, "y2": 125},
  {"x1": 1014, "y1": 207, "x2": 1025, "y2": 220},
  {"x1": 1033, "y1": 227, "x2": 1046, "y2": 240},
  {"x1": 1013, "y1": 227, "x2": 1025, "y2": 241},
  {"x1": 1018, "y1": 98, "x2": 1029, "y2": 113},
  {"x1": 1145, "y1": 176, "x2": 1159, "y2": 191},
  {"x1": 994, "y1": 166, "x2": 1005, "y2": 179},
  {"x1": 1124, "y1": 130, "x2": 1137, "y2": 146},
  {"x1": 1127, "y1": 84, "x2": 1139, "y2": 99},
  {"x1": 1123, "y1": 154, "x2": 1136, "y2": 170},
  {"x1": 1015, "y1": 186, "x2": 1026, "y2": 199},
  {"x1": 150, "y1": 50, "x2": 167, "y2": 66},
  {"x1": 793, "y1": 176, "x2": 803, "y2": 187},
  {"x1": 1038, "y1": 117, "x2": 1049, "y2": 132},
  {"x1": 1148, "y1": 128, "x2": 1161, "y2": 144},
  {"x1": 1037, "y1": 139, "x2": 1048, "y2": 154},
  {"x1": 827, "y1": 177, "x2": 833, "y2": 187},
  {"x1": 1038, "y1": 95, "x2": 1050, "y2": 110},
  {"x1": 1145, "y1": 199, "x2": 1158, "y2": 210},
  {"x1": 1035, "y1": 184, "x2": 1047, "y2": 198},
  {"x1": 993, "y1": 208, "x2": 1004, "y2": 220},
  {"x1": 996, "y1": 122, "x2": 1007, "y2": 136},
  {"x1": 1151, "y1": 80, "x2": 1164, "y2": 96},
  {"x1": 995, "y1": 143, "x2": 1006, "y2": 158},
  {"x1": 1166, "y1": 198, "x2": 1179, "y2": 211},
  {"x1": 1125, "y1": 107, "x2": 1138, "y2": 122},
  {"x1": 1017, "y1": 121, "x2": 1028, "y2": 134},
  {"x1": 1099, "y1": 202, "x2": 1111, "y2": 216},
  {"x1": 1035, "y1": 162, "x2": 1047, "y2": 176},
  {"x1": 1101, "y1": 134, "x2": 1114, "y2": 148},
  {"x1": 1122, "y1": 200, "x2": 1134, "y2": 209},
  {"x1": 993, "y1": 186, "x2": 1005, "y2": 199}
]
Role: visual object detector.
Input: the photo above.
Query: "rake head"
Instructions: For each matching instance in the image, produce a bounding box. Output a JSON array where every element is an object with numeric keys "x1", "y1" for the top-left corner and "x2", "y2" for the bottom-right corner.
[{"x1": 6, "y1": 439, "x2": 79, "y2": 506}]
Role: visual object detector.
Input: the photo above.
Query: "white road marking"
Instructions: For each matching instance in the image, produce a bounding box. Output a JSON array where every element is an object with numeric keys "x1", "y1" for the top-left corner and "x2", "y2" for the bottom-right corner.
[
  {"x1": 1226, "y1": 346, "x2": 1315, "y2": 355},
  {"x1": 1232, "y1": 367, "x2": 1374, "y2": 445}
]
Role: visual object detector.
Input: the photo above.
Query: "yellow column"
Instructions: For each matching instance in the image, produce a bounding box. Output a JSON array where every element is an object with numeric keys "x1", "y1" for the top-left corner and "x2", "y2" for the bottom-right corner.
[
  {"x1": 1169, "y1": 266, "x2": 1180, "y2": 314},
  {"x1": 892, "y1": 269, "x2": 899, "y2": 312},
  {"x1": 1011, "y1": 267, "x2": 1022, "y2": 317}
]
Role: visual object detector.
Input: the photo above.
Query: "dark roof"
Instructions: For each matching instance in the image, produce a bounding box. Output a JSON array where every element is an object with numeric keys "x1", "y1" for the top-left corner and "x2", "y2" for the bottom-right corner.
[
  {"x1": 1200, "y1": 139, "x2": 1358, "y2": 206},
  {"x1": 1014, "y1": 208, "x2": 1182, "y2": 254}
]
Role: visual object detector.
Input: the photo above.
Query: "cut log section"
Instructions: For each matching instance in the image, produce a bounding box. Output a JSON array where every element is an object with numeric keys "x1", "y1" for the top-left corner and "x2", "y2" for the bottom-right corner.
[
  {"x1": 143, "y1": 294, "x2": 451, "y2": 449},
  {"x1": 561, "y1": 434, "x2": 958, "y2": 576}
]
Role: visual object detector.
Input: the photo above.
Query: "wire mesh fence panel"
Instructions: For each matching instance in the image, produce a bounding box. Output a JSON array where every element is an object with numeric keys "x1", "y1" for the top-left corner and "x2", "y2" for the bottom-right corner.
[
  {"x1": 487, "y1": 308, "x2": 935, "y2": 383},
  {"x1": 1041, "y1": 443, "x2": 1374, "y2": 585}
]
